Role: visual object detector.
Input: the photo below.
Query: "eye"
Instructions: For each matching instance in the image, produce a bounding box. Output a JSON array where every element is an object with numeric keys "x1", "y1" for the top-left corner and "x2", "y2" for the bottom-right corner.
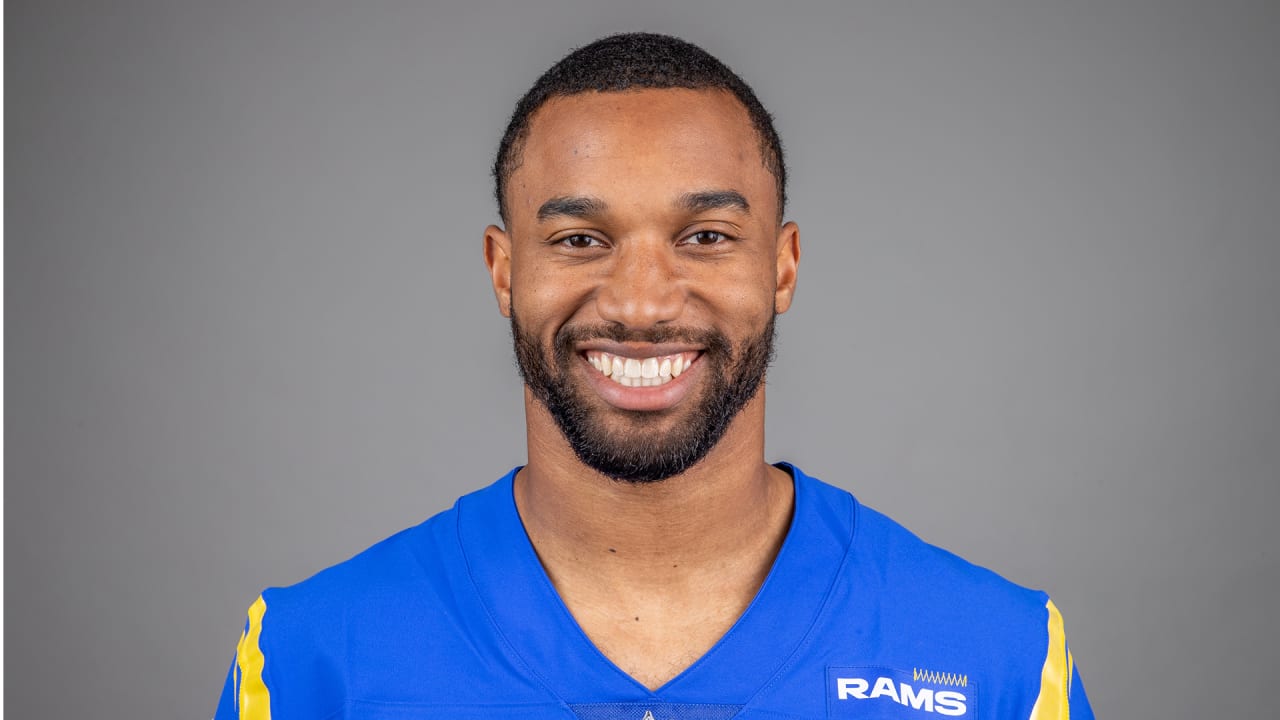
[
  {"x1": 681, "y1": 230, "x2": 732, "y2": 246},
  {"x1": 558, "y1": 234, "x2": 605, "y2": 249}
]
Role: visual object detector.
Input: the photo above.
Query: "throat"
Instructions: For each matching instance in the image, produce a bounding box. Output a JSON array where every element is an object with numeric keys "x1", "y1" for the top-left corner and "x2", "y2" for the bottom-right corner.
[
  {"x1": 512, "y1": 463, "x2": 796, "y2": 689},
  {"x1": 539, "y1": 517, "x2": 781, "y2": 653}
]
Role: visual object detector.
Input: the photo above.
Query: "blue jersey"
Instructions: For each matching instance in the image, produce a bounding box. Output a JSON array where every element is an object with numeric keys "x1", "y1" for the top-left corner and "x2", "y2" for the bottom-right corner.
[{"x1": 216, "y1": 464, "x2": 1093, "y2": 719}]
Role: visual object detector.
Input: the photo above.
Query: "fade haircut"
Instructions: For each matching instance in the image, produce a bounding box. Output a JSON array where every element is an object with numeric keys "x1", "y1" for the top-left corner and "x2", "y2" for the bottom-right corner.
[{"x1": 493, "y1": 32, "x2": 787, "y2": 224}]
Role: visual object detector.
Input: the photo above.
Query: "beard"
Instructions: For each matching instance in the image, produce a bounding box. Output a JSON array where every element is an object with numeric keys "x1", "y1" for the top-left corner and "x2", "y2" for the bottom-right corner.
[{"x1": 511, "y1": 309, "x2": 776, "y2": 484}]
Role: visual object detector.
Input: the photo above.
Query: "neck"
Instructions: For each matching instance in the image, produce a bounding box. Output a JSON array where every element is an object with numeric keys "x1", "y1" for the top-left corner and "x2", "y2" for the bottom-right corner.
[
  {"x1": 515, "y1": 390, "x2": 794, "y2": 591},
  {"x1": 514, "y1": 388, "x2": 795, "y2": 690}
]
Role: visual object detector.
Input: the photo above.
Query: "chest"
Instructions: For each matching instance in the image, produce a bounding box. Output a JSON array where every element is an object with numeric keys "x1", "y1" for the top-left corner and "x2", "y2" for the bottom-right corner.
[{"x1": 565, "y1": 592, "x2": 751, "y2": 690}]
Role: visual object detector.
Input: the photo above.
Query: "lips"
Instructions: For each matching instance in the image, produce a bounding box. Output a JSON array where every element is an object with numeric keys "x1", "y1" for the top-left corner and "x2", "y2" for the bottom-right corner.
[
  {"x1": 570, "y1": 342, "x2": 706, "y2": 412},
  {"x1": 584, "y1": 350, "x2": 700, "y2": 388}
]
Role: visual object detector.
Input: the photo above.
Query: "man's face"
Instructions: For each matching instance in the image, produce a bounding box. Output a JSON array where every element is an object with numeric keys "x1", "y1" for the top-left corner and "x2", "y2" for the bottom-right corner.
[{"x1": 485, "y1": 88, "x2": 799, "y2": 482}]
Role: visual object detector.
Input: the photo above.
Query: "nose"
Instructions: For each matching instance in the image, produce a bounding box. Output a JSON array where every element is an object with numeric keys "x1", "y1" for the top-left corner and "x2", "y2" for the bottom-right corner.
[{"x1": 594, "y1": 240, "x2": 684, "y2": 329}]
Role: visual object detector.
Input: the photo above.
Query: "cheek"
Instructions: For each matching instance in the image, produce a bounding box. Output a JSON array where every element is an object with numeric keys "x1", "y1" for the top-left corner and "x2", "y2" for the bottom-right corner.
[
  {"x1": 511, "y1": 264, "x2": 596, "y2": 330},
  {"x1": 697, "y1": 257, "x2": 779, "y2": 321}
]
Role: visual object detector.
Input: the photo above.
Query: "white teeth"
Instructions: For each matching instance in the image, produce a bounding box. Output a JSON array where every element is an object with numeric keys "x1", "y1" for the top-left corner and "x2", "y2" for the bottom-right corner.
[
  {"x1": 586, "y1": 352, "x2": 696, "y2": 388},
  {"x1": 641, "y1": 357, "x2": 659, "y2": 378}
]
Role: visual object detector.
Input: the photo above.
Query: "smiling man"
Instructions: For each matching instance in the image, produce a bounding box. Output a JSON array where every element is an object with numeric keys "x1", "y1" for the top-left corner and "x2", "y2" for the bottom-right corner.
[{"x1": 216, "y1": 33, "x2": 1093, "y2": 720}]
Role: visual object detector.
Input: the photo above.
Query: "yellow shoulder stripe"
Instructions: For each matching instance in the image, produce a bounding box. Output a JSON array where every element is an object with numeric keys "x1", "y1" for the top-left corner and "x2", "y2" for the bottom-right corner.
[
  {"x1": 1028, "y1": 599, "x2": 1069, "y2": 720},
  {"x1": 235, "y1": 595, "x2": 272, "y2": 720}
]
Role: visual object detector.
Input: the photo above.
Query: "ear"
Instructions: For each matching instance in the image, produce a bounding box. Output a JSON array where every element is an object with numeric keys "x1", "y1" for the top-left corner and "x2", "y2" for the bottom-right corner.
[
  {"x1": 773, "y1": 221, "x2": 801, "y2": 314},
  {"x1": 483, "y1": 225, "x2": 513, "y2": 318}
]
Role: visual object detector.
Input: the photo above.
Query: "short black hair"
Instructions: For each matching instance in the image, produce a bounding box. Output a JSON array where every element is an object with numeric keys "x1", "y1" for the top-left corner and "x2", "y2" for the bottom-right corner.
[{"x1": 493, "y1": 32, "x2": 786, "y2": 224}]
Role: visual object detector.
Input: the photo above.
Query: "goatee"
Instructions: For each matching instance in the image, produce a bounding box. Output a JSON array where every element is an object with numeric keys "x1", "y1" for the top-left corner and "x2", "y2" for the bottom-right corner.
[{"x1": 511, "y1": 310, "x2": 776, "y2": 483}]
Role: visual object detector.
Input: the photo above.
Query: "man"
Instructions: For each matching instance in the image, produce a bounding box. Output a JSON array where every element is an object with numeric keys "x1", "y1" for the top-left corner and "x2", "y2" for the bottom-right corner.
[{"x1": 216, "y1": 33, "x2": 1093, "y2": 719}]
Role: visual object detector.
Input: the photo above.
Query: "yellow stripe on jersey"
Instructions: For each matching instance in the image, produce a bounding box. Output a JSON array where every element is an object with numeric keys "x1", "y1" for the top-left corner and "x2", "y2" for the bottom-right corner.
[
  {"x1": 1029, "y1": 599, "x2": 1069, "y2": 720},
  {"x1": 236, "y1": 595, "x2": 272, "y2": 720},
  {"x1": 1068, "y1": 650, "x2": 1074, "y2": 698}
]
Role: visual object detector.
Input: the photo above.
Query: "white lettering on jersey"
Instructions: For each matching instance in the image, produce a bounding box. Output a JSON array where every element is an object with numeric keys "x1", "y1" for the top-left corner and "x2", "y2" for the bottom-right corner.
[
  {"x1": 870, "y1": 676, "x2": 901, "y2": 703},
  {"x1": 836, "y1": 677, "x2": 869, "y2": 699},
  {"x1": 934, "y1": 691, "x2": 966, "y2": 717},
  {"x1": 834, "y1": 677, "x2": 968, "y2": 716},
  {"x1": 900, "y1": 684, "x2": 934, "y2": 712}
]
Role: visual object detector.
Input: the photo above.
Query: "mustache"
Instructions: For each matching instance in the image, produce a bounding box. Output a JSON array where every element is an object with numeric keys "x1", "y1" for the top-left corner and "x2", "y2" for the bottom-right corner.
[{"x1": 553, "y1": 323, "x2": 731, "y2": 353}]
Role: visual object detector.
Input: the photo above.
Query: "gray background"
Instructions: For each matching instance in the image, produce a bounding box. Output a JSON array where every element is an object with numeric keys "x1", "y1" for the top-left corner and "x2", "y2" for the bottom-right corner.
[{"x1": 7, "y1": 1, "x2": 1279, "y2": 717}]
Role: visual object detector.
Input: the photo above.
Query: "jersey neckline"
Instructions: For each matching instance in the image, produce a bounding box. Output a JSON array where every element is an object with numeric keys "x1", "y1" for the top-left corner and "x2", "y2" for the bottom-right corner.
[{"x1": 454, "y1": 463, "x2": 857, "y2": 705}]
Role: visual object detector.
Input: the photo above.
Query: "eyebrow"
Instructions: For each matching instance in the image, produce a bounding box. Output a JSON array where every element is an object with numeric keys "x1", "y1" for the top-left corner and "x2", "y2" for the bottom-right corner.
[
  {"x1": 536, "y1": 196, "x2": 607, "y2": 221},
  {"x1": 534, "y1": 189, "x2": 751, "y2": 222},
  {"x1": 677, "y1": 190, "x2": 750, "y2": 215}
]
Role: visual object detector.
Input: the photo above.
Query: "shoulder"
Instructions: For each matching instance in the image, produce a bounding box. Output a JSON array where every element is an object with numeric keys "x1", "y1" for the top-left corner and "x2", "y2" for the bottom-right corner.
[
  {"x1": 784, "y1": 466, "x2": 1092, "y2": 717},
  {"x1": 254, "y1": 472, "x2": 519, "y2": 648},
  {"x1": 794, "y1": 465, "x2": 1095, "y2": 717},
  {"x1": 270, "y1": 502, "x2": 455, "y2": 601},
  {"x1": 232, "y1": 507, "x2": 459, "y2": 714},
  {"x1": 790, "y1": 467, "x2": 1071, "y2": 694},
  {"x1": 259, "y1": 469, "x2": 517, "y2": 622},
  {"x1": 227, "y1": 473, "x2": 520, "y2": 717},
  {"x1": 790, "y1": 465, "x2": 1052, "y2": 631},
  {"x1": 856, "y1": 500, "x2": 1050, "y2": 618},
  {"x1": 258, "y1": 506, "x2": 454, "y2": 635}
]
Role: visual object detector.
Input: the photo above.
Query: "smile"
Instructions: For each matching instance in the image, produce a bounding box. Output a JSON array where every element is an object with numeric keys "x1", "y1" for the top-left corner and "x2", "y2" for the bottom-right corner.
[{"x1": 584, "y1": 350, "x2": 700, "y2": 388}]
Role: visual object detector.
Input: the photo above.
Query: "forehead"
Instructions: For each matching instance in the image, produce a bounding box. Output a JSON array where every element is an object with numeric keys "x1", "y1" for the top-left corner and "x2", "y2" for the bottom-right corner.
[{"x1": 509, "y1": 88, "x2": 775, "y2": 222}]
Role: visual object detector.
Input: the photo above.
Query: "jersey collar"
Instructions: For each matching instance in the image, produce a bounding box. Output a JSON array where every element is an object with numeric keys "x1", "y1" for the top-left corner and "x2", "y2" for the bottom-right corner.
[{"x1": 456, "y1": 463, "x2": 855, "y2": 704}]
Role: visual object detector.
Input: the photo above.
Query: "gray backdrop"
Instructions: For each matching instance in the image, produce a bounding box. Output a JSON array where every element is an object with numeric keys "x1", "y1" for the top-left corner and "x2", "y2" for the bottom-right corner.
[{"x1": 7, "y1": 1, "x2": 1279, "y2": 717}]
